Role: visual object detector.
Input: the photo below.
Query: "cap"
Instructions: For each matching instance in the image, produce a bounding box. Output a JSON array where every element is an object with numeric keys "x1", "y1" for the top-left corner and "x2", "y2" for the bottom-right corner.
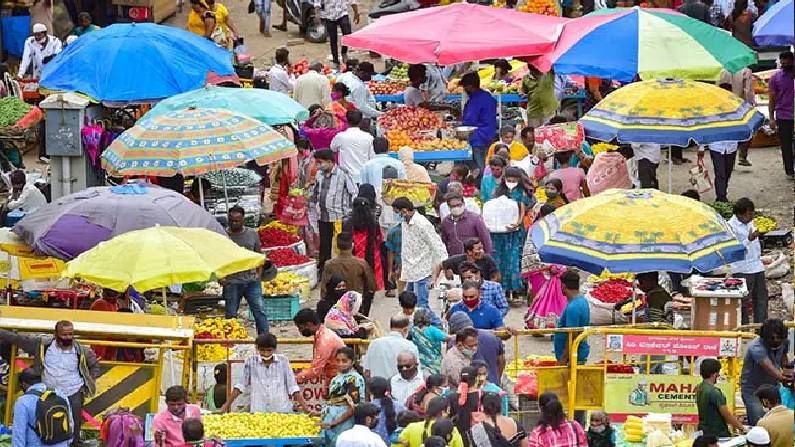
[
  {"x1": 746, "y1": 427, "x2": 770, "y2": 445},
  {"x1": 32, "y1": 23, "x2": 47, "y2": 33},
  {"x1": 448, "y1": 311, "x2": 473, "y2": 334}
]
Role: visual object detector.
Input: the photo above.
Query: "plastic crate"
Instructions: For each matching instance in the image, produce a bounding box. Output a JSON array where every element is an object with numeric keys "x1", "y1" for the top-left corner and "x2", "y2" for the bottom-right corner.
[{"x1": 251, "y1": 294, "x2": 300, "y2": 321}]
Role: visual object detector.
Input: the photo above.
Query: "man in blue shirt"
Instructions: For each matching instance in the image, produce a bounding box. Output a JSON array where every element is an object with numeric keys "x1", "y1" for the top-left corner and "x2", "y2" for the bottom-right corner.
[
  {"x1": 554, "y1": 270, "x2": 590, "y2": 365},
  {"x1": 449, "y1": 280, "x2": 505, "y2": 330},
  {"x1": 458, "y1": 261, "x2": 507, "y2": 317},
  {"x1": 460, "y1": 72, "x2": 497, "y2": 175},
  {"x1": 13, "y1": 368, "x2": 73, "y2": 447},
  {"x1": 359, "y1": 137, "x2": 406, "y2": 188}
]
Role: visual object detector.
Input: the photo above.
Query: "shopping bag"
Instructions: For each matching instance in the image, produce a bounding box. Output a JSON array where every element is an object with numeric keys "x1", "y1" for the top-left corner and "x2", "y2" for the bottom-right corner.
[
  {"x1": 688, "y1": 166, "x2": 712, "y2": 194},
  {"x1": 278, "y1": 195, "x2": 308, "y2": 226},
  {"x1": 586, "y1": 151, "x2": 631, "y2": 196}
]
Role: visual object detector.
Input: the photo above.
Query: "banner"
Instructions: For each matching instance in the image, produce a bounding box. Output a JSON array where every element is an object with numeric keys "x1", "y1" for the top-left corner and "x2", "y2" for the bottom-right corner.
[
  {"x1": 605, "y1": 334, "x2": 740, "y2": 357},
  {"x1": 603, "y1": 374, "x2": 734, "y2": 423}
]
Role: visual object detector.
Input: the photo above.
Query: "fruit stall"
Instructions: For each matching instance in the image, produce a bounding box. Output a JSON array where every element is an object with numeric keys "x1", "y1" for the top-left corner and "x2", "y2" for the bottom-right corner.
[{"x1": 377, "y1": 107, "x2": 472, "y2": 161}]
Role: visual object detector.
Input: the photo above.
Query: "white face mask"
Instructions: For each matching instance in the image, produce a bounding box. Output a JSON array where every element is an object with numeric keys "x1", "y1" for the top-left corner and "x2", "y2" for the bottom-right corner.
[
  {"x1": 505, "y1": 181, "x2": 519, "y2": 190},
  {"x1": 260, "y1": 354, "x2": 274, "y2": 361},
  {"x1": 450, "y1": 205, "x2": 465, "y2": 217}
]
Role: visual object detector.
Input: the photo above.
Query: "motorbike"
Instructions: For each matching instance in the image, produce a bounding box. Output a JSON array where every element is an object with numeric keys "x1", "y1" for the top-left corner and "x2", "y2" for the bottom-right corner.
[{"x1": 282, "y1": 0, "x2": 328, "y2": 43}]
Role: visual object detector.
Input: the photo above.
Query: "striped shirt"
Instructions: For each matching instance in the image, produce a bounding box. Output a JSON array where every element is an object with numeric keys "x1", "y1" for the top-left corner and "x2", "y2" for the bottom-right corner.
[
  {"x1": 528, "y1": 421, "x2": 586, "y2": 447},
  {"x1": 312, "y1": 165, "x2": 356, "y2": 222}
]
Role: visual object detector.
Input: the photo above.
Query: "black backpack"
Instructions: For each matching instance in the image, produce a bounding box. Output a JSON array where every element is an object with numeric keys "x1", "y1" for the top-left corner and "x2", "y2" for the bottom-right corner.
[{"x1": 26, "y1": 388, "x2": 73, "y2": 445}]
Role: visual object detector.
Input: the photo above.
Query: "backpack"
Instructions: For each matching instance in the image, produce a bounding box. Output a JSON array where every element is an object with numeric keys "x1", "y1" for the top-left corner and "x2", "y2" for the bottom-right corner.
[
  {"x1": 26, "y1": 389, "x2": 73, "y2": 445},
  {"x1": 100, "y1": 409, "x2": 144, "y2": 447}
]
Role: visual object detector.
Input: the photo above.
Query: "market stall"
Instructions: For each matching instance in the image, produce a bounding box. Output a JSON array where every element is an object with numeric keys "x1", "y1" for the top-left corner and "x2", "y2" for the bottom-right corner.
[{"x1": 377, "y1": 106, "x2": 472, "y2": 161}]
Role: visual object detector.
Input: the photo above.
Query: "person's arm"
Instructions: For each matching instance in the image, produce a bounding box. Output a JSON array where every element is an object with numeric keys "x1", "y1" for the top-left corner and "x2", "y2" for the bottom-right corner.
[
  {"x1": 491, "y1": 310, "x2": 506, "y2": 331},
  {"x1": 283, "y1": 360, "x2": 313, "y2": 414},
  {"x1": 426, "y1": 224, "x2": 449, "y2": 267},
  {"x1": 221, "y1": 358, "x2": 251, "y2": 412},
  {"x1": 0, "y1": 329, "x2": 38, "y2": 355},
  {"x1": 18, "y1": 40, "x2": 32, "y2": 78},
  {"x1": 768, "y1": 80, "x2": 777, "y2": 131},
  {"x1": 225, "y1": 15, "x2": 239, "y2": 40},
  {"x1": 83, "y1": 344, "x2": 101, "y2": 379},
  {"x1": 7, "y1": 186, "x2": 32, "y2": 210},
  {"x1": 351, "y1": 1, "x2": 360, "y2": 24},
  {"x1": 322, "y1": 404, "x2": 355, "y2": 429},
  {"x1": 296, "y1": 339, "x2": 337, "y2": 383},
  {"x1": 718, "y1": 404, "x2": 745, "y2": 432},
  {"x1": 759, "y1": 357, "x2": 787, "y2": 382},
  {"x1": 497, "y1": 352, "x2": 506, "y2": 379},
  {"x1": 579, "y1": 172, "x2": 590, "y2": 198},
  {"x1": 352, "y1": 86, "x2": 382, "y2": 118},
  {"x1": 493, "y1": 284, "x2": 508, "y2": 318},
  {"x1": 203, "y1": 13, "x2": 216, "y2": 38},
  {"x1": 319, "y1": 265, "x2": 330, "y2": 297},
  {"x1": 475, "y1": 217, "x2": 493, "y2": 255}
]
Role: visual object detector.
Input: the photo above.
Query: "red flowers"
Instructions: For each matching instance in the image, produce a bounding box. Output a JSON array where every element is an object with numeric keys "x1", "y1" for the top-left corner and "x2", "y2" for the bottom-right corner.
[{"x1": 267, "y1": 248, "x2": 311, "y2": 267}]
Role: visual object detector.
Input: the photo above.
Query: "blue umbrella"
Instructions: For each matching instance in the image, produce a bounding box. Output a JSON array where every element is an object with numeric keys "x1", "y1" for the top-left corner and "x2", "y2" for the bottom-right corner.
[
  {"x1": 753, "y1": 0, "x2": 793, "y2": 45},
  {"x1": 41, "y1": 23, "x2": 235, "y2": 102}
]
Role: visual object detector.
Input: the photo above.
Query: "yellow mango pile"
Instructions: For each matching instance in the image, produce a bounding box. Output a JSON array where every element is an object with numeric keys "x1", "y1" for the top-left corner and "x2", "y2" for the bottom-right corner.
[
  {"x1": 203, "y1": 413, "x2": 321, "y2": 439},
  {"x1": 623, "y1": 415, "x2": 644, "y2": 443}
]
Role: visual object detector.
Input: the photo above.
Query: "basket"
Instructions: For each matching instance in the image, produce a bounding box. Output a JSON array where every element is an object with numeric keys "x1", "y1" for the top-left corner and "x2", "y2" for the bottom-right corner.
[
  {"x1": 251, "y1": 294, "x2": 300, "y2": 321},
  {"x1": 18, "y1": 78, "x2": 41, "y2": 102},
  {"x1": 382, "y1": 179, "x2": 437, "y2": 208}
]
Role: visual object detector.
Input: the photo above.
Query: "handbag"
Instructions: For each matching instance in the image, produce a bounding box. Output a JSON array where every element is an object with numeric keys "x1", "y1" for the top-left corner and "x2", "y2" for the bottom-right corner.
[
  {"x1": 278, "y1": 194, "x2": 309, "y2": 226},
  {"x1": 688, "y1": 166, "x2": 712, "y2": 194}
]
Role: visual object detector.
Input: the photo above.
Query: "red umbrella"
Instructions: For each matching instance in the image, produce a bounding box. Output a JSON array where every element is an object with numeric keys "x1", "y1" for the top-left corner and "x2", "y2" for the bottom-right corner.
[{"x1": 341, "y1": 3, "x2": 568, "y2": 65}]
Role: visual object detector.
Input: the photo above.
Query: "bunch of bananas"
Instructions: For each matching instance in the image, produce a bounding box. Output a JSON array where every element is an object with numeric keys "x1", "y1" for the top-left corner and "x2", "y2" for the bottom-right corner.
[
  {"x1": 197, "y1": 344, "x2": 234, "y2": 362},
  {"x1": 263, "y1": 271, "x2": 304, "y2": 296},
  {"x1": 195, "y1": 318, "x2": 249, "y2": 340},
  {"x1": 203, "y1": 413, "x2": 321, "y2": 439},
  {"x1": 753, "y1": 215, "x2": 777, "y2": 233},
  {"x1": 262, "y1": 220, "x2": 300, "y2": 235},
  {"x1": 591, "y1": 142, "x2": 619, "y2": 155},
  {"x1": 623, "y1": 415, "x2": 644, "y2": 443}
]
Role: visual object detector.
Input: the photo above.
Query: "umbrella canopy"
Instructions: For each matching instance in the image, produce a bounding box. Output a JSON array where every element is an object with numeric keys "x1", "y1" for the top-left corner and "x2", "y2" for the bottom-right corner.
[
  {"x1": 13, "y1": 184, "x2": 225, "y2": 260},
  {"x1": 580, "y1": 78, "x2": 764, "y2": 146},
  {"x1": 64, "y1": 226, "x2": 265, "y2": 292},
  {"x1": 341, "y1": 3, "x2": 566, "y2": 64},
  {"x1": 532, "y1": 189, "x2": 746, "y2": 274},
  {"x1": 530, "y1": 7, "x2": 756, "y2": 82},
  {"x1": 0, "y1": 228, "x2": 36, "y2": 258},
  {"x1": 101, "y1": 108, "x2": 297, "y2": 176},
  {"x1": 40, "y1": 23, "x2": 235, "y2": 102},
  {"x1": 753, "y1": 0, "x2": 793, "y2": 45},
  {"x1": 146, "y1": 87, "x2": 310, "y2": 126}
]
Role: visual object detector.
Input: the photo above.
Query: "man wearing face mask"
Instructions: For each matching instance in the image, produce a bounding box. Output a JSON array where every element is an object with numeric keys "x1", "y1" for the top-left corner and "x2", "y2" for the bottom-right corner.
[
  {"x1": 0, "y1": 319, "x2": 99, "y2": 446},
  {"x1": 756, "y1": 384, "x2": 794, "y2": 447},
  {"x1": 337, "y1": 402, "x2": 387, "y2": 447},
  {"x1": 221, "y1": 333, "x2": 314, "y2": 414},
  {"x1": 152, "y1": 386, "x2": 202, "y2": 447},
  {"x1": 439, "y1": 193, "x2": 492, "y2": 256},
  {"x1": 363, "y1": 316, "x2": 421, "y2": 380},
  {"x1": 390, "y1": 351, "x2": 425, "y2": 404},
  {"x1": 448, "y1": 281, "x2": 505, "y2": 331},
  {"x1": 768, "y1": 51, "x2": 794, "y2": 178},
  {"x1": 740, "y1": 318, "x2": 791, "y2": 425},
  {"x1": 19, "y1": 23, "x2": 62, "y2": 79},
  {"x1": 446, "y1": 312, "x2": 505, "y2": 385},
  {"x1": 437, "y1": 239, "x2": 499, "y2": 284},
  {"x1": 293, "y1": 309, "x2": 345, "y2": 391},
  {"x1": 312, "y1": 149, "x2": 357, "y2": 276},
  {"x1": 441, "y1": 327, "x2": 479, "y2": 386}
]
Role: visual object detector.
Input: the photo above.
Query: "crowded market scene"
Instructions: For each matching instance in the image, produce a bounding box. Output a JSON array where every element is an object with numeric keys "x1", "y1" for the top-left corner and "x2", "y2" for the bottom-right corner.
[{"x1": 0, "y1": 0, "x2": 790, "y2": 444}]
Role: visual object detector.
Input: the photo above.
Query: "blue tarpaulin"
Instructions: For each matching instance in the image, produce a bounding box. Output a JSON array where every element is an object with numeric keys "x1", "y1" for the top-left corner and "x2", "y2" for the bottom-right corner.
[{"x1": 1, "y1": 16, "x2": 31, "y2": 57}]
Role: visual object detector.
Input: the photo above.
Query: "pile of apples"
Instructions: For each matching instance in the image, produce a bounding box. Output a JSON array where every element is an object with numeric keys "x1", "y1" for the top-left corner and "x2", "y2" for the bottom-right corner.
[
  {"x1": 385, "y1": 130, "x2": 467, "y2": 152},
  {"x1": 378, "y1": 107, "x2": 442, "y2": 132},
  {"x1": 368, "y1": 80, "x2": 409, "y2": 95},
  {"x1": 291, "y1": 59, "x2": 332, "y2": 76},
  {"x1": 517, "y1": 0, "x2": 559, "y2": 15}
]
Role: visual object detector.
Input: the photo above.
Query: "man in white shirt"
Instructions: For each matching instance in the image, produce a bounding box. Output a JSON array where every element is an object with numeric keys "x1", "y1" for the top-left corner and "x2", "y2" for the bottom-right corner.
[
  {"x1": 728, "y1": 197, "x2": 767, "y2": 324},
  {"x1": 718, "y1": 69, "x2": 754, "y2": 166},
  {"x1": 19, "y1": 23, "x2": 62, "y2": 78},
  {"x1": 339, "y1": 62, "x2": 383, "y2": 119},
  {"x1": 293, "y1": 62, "x2": 331, "y2": 109},
  {"x1": 331, "y1": 110, "x2": 375, "y2": 184},
  {"x1": 6, "y1": 170, "x2": 47, "y2": 214},
  {"x1": 269, "y1": 48, "x2": 295, "y2": 95},
  {"x1": 631, "y1": 143, "x2": 661, "y2": 189},
  {"x1": 336, "y1": 403, "x2": 387, "y2": 447},
  {"x1": 390, "y1": 351, "x2": 424, "y2": 404},
  {"x1": 363, "y1": 316, "x2": 420, "y2": 380}
]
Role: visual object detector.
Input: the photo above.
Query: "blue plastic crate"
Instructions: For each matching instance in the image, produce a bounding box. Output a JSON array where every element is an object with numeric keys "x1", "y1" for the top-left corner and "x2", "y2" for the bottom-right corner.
[{"x1": 251, "y1": 295, "x2": 300, "y2": 321}]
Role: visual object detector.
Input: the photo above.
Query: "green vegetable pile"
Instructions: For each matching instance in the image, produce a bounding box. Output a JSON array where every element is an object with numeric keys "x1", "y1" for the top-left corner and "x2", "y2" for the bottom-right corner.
[
  {"x1": 0, "y1": 97, "x2": 31, "y2": 127},
  {"x1": 206, "y1": 168, "x2": 262, "y2": 188},
  {"x1": 710, "y1": 201, "x2": 734, "y2": 219}
]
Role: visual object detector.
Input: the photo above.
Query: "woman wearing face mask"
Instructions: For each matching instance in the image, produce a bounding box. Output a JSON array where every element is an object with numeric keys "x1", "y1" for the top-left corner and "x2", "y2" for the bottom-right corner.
[
  {"x1": 471, "y1": 361, "x2": 509, "y2": 416},
  {"x1": 490, "y1": 167, "x2": 535, "y2": 302},
  {"x1": 329, "y1": 82, "x2": 357, "y2": 117},
  {"x1": 321, "y1": 347, "x2": 365, "y2": 446},
  {"x1": 401, "y1": 396, "x2": 465, "y2": 447},
  {"x1": 324, "y1": 291, "x2": 369, "y2": 339},
  {"x1": 549, "y1": 151, "x2": 589, "y2": 202},
  {"x1": 408, "y1": 374, "x2": 448, "y2": 415},
  {"x1": 543, "y1": 178, "x2": 569, "y2": 209},
  {"x1": 586, "y1": 411, "x2": 615, "y2": 447},
  {"x1": 471, "y1": 392, "x2": 528, "y2": 447},
  {"x1": 317, "y1": 274, "x2": 347, "y2": 321},
  {"x1": 480, "y1": 156, "x2": 507, "y2": 203}
]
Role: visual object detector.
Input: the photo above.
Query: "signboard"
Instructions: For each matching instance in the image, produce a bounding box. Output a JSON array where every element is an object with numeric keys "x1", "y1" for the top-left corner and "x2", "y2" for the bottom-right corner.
[
  {"x1": 605, "y1": 334, "x2": 739, "y2": 357},
  {"x1": 603, "y1": 374, "x2": 734, "y2": 423}
]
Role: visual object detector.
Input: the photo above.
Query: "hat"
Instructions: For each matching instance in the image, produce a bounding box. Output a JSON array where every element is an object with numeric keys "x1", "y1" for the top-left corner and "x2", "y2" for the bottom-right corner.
[
  {"x1": 32, "y1": 23, "x2": 47, "y2": 33},
  {"x1": 746, "y1": 427, "x2": 770, "y2": 445},
  {"x1": 448, "y1": 311, "x2": 473, "y2": 334}
]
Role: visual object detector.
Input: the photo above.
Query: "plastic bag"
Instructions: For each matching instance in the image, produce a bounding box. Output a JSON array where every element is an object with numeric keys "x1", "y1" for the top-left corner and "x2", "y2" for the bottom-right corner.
[
  {"x1": 533, "y1": 122, "x2": 584, "y2": 152},
  {"x1": 514, "y1": 372, "x2": 538, "y2": 398},
  {"x1": 482, "y1": 196, "x2": 519, "y2": 233},
  {"x1": 278, "y1": 195, "x2": 308, "y2": 226},
  {"x1": 586, "y1": 151, "x2": 631, "y2": 195},
  {"x1": 688, "y1": 166, "x2": 712, "y2": 194},
  {"x1": 14, "y1": 106, "x2": 43, "y2": 129}
]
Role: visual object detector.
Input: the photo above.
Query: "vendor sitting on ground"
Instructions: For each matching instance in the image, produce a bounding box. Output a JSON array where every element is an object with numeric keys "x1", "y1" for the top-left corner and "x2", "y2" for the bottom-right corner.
[
  {"x1": 636, "y1": 272, "x2": 671, "y2": 323},
  {"x1": 4, "y1": 170, "x2": 47, "y2": 219}
]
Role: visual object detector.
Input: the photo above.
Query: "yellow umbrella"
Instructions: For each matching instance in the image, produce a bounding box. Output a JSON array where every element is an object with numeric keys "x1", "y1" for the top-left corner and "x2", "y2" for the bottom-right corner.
[
  {"x1": 0, "y1": 228, "x2": 37, "y2": 258},
  {"x1": 63, "y1": 226, "x2": 265, "y2": 292}
]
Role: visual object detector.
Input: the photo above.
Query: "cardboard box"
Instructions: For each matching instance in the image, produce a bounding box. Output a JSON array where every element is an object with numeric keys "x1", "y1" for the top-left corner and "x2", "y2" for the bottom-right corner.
[{"x1": 690, "y1": 296, "x2": 743, "y2": 331}]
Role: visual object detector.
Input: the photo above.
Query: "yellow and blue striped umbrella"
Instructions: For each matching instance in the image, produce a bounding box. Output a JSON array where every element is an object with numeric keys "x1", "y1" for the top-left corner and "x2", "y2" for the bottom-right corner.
[
  {"x1": 531, "y1": 189, "x2": 746, "y2": 274},
  {"x1": 101, "y1": 108, "x2": 297, "y2": 176},
  {"x1": 580, "y1": 79, "x2": 764, "y2": 146}
]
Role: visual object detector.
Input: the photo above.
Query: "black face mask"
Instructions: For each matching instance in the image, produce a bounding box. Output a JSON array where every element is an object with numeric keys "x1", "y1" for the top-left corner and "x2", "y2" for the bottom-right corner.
[
  {"x1": 782, "y1": 65, "x2": 793, "y2": 73},
  {"x1": 331, "y1": 288, "x2": 347, "y2": 301},
  {"x1": 300, "y1": 328, "x2": 314, "y2": 337},
  {"x1": 368, "y1": 417, "x2": 378, "y2": 429}
]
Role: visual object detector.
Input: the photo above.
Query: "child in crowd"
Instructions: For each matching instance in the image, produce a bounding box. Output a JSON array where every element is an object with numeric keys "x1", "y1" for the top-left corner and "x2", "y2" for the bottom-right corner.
[
  {"x1": 321, "y1": 347, "x2": 366, "y2": 446},
  {"x1": 390, "y1": 411, "x2": 424, "y2": 447},
  {"x1": 780, "y1": 362, "x2": 795, "y2": 410},
  {"x1": 586, "y1": 411, "x2": 615, "y2": 447},
  {"x1": 550, "y1": 150, "x2": 589, "y2": 202},
  {"x1": 543, "y1": 178, "x2": 569, "y2": 209},
  {"x1": 485, "y1": 126, "x2": 529, "y2": 164}
]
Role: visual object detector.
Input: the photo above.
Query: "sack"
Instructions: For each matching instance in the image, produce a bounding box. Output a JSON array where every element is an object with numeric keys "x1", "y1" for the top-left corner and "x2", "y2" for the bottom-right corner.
[
  {"x1": 278, "y1": 195, "x2": 308, "y2": 226},
  {"x1": 688, "y1": 166, "x2": 712, "y2": 194},
  {"x1": 482, "y1": 196, "x2": 519, "y2": 233},
  {"x1": 100, "y1": 409, "x2": 144, "y2": 447},
  {"x1": 26, "y1": 389, "x2": 72, "y2": 445},
  {"x1": 586, "y1": 151, "x2": 631, "y2": 196},
  {"x1": 514, "y1": 372, "x2": 538, "y2": 397},
  {"x1": 248, "y1": 0, "x2": 255, "y2": 13}
]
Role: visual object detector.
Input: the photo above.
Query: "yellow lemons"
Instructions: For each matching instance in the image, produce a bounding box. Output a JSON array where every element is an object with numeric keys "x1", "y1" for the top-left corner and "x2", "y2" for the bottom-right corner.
[{"x1": 203, "y1": 413, "x2": 321, "y2": 439}]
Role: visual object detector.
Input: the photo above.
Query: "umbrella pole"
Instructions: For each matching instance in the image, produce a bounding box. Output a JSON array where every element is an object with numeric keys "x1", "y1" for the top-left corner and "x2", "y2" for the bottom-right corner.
[
  {"x1": 668, "y1": 146, "x2": 673, "y2": 194},
  {"x1": 198, "y1": 175, "x2": 205, "y2": 208},
  {"x1": 221, "y1": 170, "x2": 230, "y2": 209},
  {"x1": 161, "y1": 287, "x2": 167, "y2": 310}
]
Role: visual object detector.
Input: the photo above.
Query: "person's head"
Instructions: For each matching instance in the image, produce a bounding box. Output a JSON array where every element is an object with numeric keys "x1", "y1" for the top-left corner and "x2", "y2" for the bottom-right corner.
[
  {"x1": 408, "y1": 64, "x2": 427, "y2": 87},
  {"x1": 350, "y1": 197, "x2": 375, "y2": 230},
  {"x1": 332, "y1": 82, "x2": 350, "y2": 101},
  {"x1": 314, "y1": 149, "x2": 336, "y2": 173},
  {"x1": 189, "y1": 177, "x2": 211, "y2": 202},
  {"x1": 488, "y1": 156, "x2": 507, "y2": 179},
  {"x1": 397, "y1": 410, "x2": 424, "y2": 428},
  {"x1": 54, "y1": 320, "x2": 74, "y2": 348},
  {"x1": 447, "y1": 182, "x2": 464, "y2": 197},
  {"x1": 325, "y1": 274, "x2": 347, "y2": 301},
  {"x1": 746, "y1": 427, "x2": 771, "y2": 447},
  {"x1": 189, "y1": 0, "x2": 208, "y2": 13},
  {"x1": 165, "y1": 385, "x2": 189, "y2": 417},
  {"x1": 461, "y1": 280, "x2": 481, "y2": 310},
  {"x1": 430, "y1": 418, "x2": 455, "y2": 444},
  {"x1": 182, "y1": 418, "x2": 204, "y2": 443},
  {"x1": 345, "y1": 59, "x2": 360, "y2": 72},
  {"x1": 227, "y1": 205, "x2": 245, "y2": 232},
  {"x1": 334, "y1": 232, "x2": 352, "y2": 255},
  {"x1": 369, "y1": 376, "x2": 391, "y2": 400},
  {"x1": 459, "y1": 365, "x2": 478, "y2": 387},
  {"x1": 460, "y1": 72, "x2": 481, "y2": 95},
  {"x1": 356, "y1": 62, "x2": 376, "y2": 82},
  {"x1": 309, "y1": 61, "x2": 324, "y2": 72},
  {"x1": 255, "y1": 332, "x2": 278, "y2": 360},
  {"x1": 560, "y1": 270, "x2": 580, "y2": 299},
  {"x1": 9, "y1": 169, "x2": 25, "y2": 191},
  {"x1": 426, "y1": 396, "x2": 450, "y2": 419},
  {"x1": 538, "y1": 398, "x2": 566, "y2": 429},
  {"x1": 346, "y1": 110, "x2": 363, "y2": 128},
  {"x1": 399, "y1": 291, "x2": 417, "y2": 315},
  {"x1": 779, "y1": 51, "x2": 794, "y2": 73},
  {"x1": 353, "y1": 402, "x2": 381, "y2": 429},
  {"x1": 32, "y1": 23, "x2": 48, "y2": 42},
  {"x1": 397, "y1": 350, "x2": 419, "y2": 379},
  {"x1": 501, "y1": 166, "x2": 524, "y2": 192},
  {"x1": 293, "y1": 308, "x2": 321, "y2": 337},
  {"x1": 545, "y1": 178, "x2": 567, "y2": 203},
  {"x1": 732, "y1": 197, "x2": 755, "y2": 223},
  {"x1": 450, "y1": 164, "x2": 469, "y2": 182},
  {"x1": 274, "y1": 48, "x2": 290, "y2": 65},
  {"x1": 681, "y1": 189, "x2": 701, "y2": 201},
  {"x1": 373, "y1": 137, "x2": 390, "y2": 155},
  {"x1": 412, "y1": 308, "x2": 433, "y2": 330},
  {"x1": 423, "y1": 435, "x2": 447, "y2": 447},
  {"x1": 494, "y1": 145, "x2": 510, "y2": 161},
  {"x1": 424, "y1": 374, "x2": 448, "y2": 396},
  {"x1": 699, "y1": 357, "x2": 721, "y2": 382},
  {"x1": 499, "y1": 126, "x2": 515, "y2": 145},
  {"x1": 548, "y1": 116, "x2": 568, "y2": 124},
  {"x1": 18, "y1": 368, "x2": 41, "y2": 392},
  {"x1": 444, "y1": 192, "x2": 465, "y2": 218},
  {"x1": 635, "y1": 271, "x2": 660, "y2": 293},
  {"x1": 538, "y1": 204, "x2": 556, "y2": 219},
  {"x1": 78, "y1": 12, "x2": 93, "y2": 28},
  {"x1": 782, "y1": 361, "x2": 794, "y2": 390},
  {"x1": 390, "y1": 315, "x2": 411, "y2": 338},
  {"x1": 588, "y1": 411, "x2": 611, "y2": 433},
  {"x1": 102, "y1": 288, "x2": 121, "y2": 303},
  {"x1": 554, "y1": 150, "x2": 574, "y2": 166},
  {"x1": 308, "y1": 104, "x2": 323, "y2": 117},
  {"x1": 693, "y1": 435, "x2": 719, "y2": 447},
  {"x1": 538, "y1": 391, "x2": 559, "y2": 410},
  {"x1": 481, "y1": 392, "x2": 502, "y2": 418},
  {"x1": 756, "y1": 384, "x2": 782, "y2": 410},
  {"x1": 463, "y1": 239, "x2": 484, "y2": 261},
  {"x1": 520, "y1": 127, "x2": 535, "y2": 150},
  {"x1": 455, "y1": 327, "x2": 479, "y2": 358},
  {"x1": 493, "y1": 60, "x2": 512, "y2": 78},
  {"x1": 447, "y1": 311, "x2": 474, "y2": 333},
  {"x1": 471, "y1": 359, "x2": 489, "y2": 386},
  {"x1": 335, "y1": 346, "x2": 355, "y2": 373},
  {"x1": 392, "y1": 197, "x2": 415, "y2": 222},
  {"x1": 213, "y1": 363, "x2": 227, "y2": 384},
  {"x1": 759, "y1": 318, "x2": 787, "y2": 349}
]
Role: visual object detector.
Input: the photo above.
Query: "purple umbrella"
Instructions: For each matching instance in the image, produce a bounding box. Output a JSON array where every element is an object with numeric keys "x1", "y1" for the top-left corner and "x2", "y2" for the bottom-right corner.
[{"x1": 13, "y1": 184, "x2": 226, "y2": 260}]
